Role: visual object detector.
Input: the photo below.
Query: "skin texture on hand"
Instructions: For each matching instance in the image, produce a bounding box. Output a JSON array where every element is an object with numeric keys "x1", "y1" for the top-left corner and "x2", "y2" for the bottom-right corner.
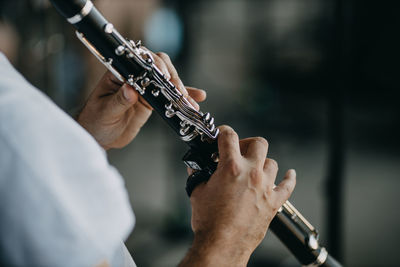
[
  {"x1": 77, "y1": 52, "x2": 206, "y2": 150},
  {"x1": 179, "y1": 126, "x2": 296, "y2": 267}
]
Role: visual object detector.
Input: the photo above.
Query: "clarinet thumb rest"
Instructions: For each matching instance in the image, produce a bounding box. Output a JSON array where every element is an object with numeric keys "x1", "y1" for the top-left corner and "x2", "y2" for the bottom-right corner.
[{"x1": 183, "y1": 147, "x2": 218, "y2": 197}]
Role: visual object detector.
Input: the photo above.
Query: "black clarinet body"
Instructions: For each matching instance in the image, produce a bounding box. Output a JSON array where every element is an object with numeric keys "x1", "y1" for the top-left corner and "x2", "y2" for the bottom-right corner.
[{"x1": 50, "y1": 1, "x2": 342, "y2": 266}]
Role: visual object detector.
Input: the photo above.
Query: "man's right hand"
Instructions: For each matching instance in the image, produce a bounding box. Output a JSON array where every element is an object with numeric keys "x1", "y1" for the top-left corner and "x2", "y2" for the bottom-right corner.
[{"x1": 179, "y1": 125, "x2": 296, "y2": 267}]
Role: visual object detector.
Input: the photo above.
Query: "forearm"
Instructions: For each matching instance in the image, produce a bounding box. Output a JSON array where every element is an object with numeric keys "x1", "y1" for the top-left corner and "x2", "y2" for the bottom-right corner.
[{"x1": 179, "y1": 233, "x2": 251, "y2": 267}]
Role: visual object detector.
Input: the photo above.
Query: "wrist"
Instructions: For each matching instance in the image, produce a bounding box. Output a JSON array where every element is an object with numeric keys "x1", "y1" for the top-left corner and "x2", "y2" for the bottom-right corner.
[{"x1": 179, "y1": 231, "x2": 252, "y2": 267}]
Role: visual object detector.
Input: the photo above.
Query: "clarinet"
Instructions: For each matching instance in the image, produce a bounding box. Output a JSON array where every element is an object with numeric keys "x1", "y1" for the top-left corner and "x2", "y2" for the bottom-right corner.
[{"x1": 50, "y1": 1, "x2": 342, "y2": 266}]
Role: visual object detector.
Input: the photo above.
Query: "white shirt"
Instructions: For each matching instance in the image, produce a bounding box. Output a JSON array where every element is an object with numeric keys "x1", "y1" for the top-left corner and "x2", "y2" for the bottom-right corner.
[{"x1": 0, "y1": 53, "x2": 135, "y2": 267}]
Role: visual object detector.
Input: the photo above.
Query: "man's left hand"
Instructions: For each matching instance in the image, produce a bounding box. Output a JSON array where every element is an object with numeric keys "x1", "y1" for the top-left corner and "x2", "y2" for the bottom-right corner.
[{"x1": 77, "y1": 52, "x2": 206, "y2": 150}]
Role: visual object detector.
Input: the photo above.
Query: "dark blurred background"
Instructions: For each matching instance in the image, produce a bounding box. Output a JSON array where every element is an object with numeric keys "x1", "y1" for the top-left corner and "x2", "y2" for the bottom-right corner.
[{"x1": 1, "y1": 0, "x2": 399, "y2": 266}]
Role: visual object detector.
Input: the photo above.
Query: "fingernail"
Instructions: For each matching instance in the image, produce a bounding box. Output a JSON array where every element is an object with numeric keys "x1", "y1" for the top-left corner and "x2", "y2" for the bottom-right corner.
[
  {"x1": 188, "y1": 97, "x2": 200, "y2": 110},
  {"x1": 123, "y1": 86, "x2": 131, "y2": 101},
  {"x1": 180, "y1": 81, "x2": 188, "y2": 96},
  {"x1": 165, "y1": 71, "x2": 171, "y2": 81}
]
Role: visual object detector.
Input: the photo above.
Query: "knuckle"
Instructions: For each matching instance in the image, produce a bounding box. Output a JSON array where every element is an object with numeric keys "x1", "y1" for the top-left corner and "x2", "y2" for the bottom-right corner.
[
  {"x1": 249, "y1": 168, "x2": 263, "y2": 187},
  {"x1": 219, "y1": 126, "x2": 237, "y2": 138},
  {"x1": 115, "y1": 92, "x2": 126, "y2": 106},
  {"x1": 218, "y1": 125, "x2": 230, "y2": 133},
  {"x1": 156, "y1": 52, "x2": 170, "y2": 60},
  {"x1": 224, "y1": 158, "x2": 242, "y2": 177},
  {"x1": 254, "y1": 137, "x2": 269, "y2": 148},
  {"x1": 227, "y1": 130, "x2": 239, "y2": 140},
  {"x1": 285, "y1": 182, "x2": 295, "y2": 195},
  {"x1": 281, "y1": 185, "x2": 291, "y2": 197},
  {"x1": 266, "y1": 158, "x2": 278, "y2": 171},
  {"x1": 265, "y1": 184, "x2": 274, "y2": 194}
]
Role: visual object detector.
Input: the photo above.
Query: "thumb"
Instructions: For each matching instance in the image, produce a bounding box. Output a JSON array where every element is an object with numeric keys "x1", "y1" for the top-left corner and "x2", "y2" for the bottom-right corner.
[{"x1": 108, "y1": 84, "x2": 138, "y2": 116}]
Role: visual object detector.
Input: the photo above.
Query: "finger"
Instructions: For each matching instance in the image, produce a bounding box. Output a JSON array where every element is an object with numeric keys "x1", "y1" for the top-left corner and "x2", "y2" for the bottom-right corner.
[
  {"x1": 273, "y1": 169, "x2": 296, "y2": 207},
  {"x1": 94, "y1": 71, "x2": 123, "y2": 98},
  {"x1": 263, "y1": 158, "x2": 279, "y2": 184},
  {"x1": 217, "y1": 125, "x2": 241, "y2": 162},
  {"x1": 150, "y1": 51, "x2": 171, "y2": 80},
  {"x1": 156, "y1": 52, "x2": 189, "y2": 97},
  {"x1": 239, "y1": 139, "x2": 250, "y2": 155},
  {"x1": 123, "y1": 100, "x2": 153, "y2": 136},
  {"x1": 187, "y1": 87, "x2": 207, "y2": 102},
  {"x1": 186, "y1": 87, "x2": 206, "y2": 111},
  {"x1": 244, "y1": 137, "x2": 269, "y2": 166},
  {"x1": 187, "y1": 96, "x2": 200, "y2": 111},
  {"x1": 108, "y1": 71, "x2": 124, "y2": 87},
  {"x1": 107, "y1": 84, "x2": 138, "y2": 116},
  {"x1": 154, "y1": 52, "x2": 201, "y2": 110},
  {"x1": 238, "y1": 137, "x2": 254, "y2": 155},
  {"x1": 187, "y1": 167, "x2": 194, "y2": 176}
]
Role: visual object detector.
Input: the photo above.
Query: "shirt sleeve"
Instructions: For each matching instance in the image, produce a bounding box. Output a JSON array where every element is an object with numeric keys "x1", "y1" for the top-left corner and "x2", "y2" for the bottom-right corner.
[{"x1": 0, "y1": 53, "x2": 135, "y2": 267}]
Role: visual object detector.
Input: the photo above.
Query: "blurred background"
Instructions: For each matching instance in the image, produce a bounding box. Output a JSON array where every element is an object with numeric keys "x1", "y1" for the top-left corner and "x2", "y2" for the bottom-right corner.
[{"x1": 1, "y1": 0, "x2": 399, "y2": 266}]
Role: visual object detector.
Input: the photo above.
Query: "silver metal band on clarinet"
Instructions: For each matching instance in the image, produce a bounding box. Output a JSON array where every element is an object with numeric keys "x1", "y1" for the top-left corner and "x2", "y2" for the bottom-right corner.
[{"x1": 67, "y1": 0, "x2": 93, "y2": 24}]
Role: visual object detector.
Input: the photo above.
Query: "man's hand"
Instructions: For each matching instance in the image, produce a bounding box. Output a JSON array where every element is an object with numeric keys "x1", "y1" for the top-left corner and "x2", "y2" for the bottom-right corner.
[
  {"x1": 77, "y1": 52, "x2": 206, "y2": 150},
  {"x1": 180, "y1": 126, "x2": 296, "y2": 267}
]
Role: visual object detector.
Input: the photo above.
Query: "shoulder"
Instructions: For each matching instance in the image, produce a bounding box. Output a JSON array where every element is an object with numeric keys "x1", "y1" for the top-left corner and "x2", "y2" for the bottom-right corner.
[
  {"x1": 0, "y1": 53, "x2": 105, "y2": 175},
  {"x1": 0, "y1": 53, "x2": 135, "y2": 267}
]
